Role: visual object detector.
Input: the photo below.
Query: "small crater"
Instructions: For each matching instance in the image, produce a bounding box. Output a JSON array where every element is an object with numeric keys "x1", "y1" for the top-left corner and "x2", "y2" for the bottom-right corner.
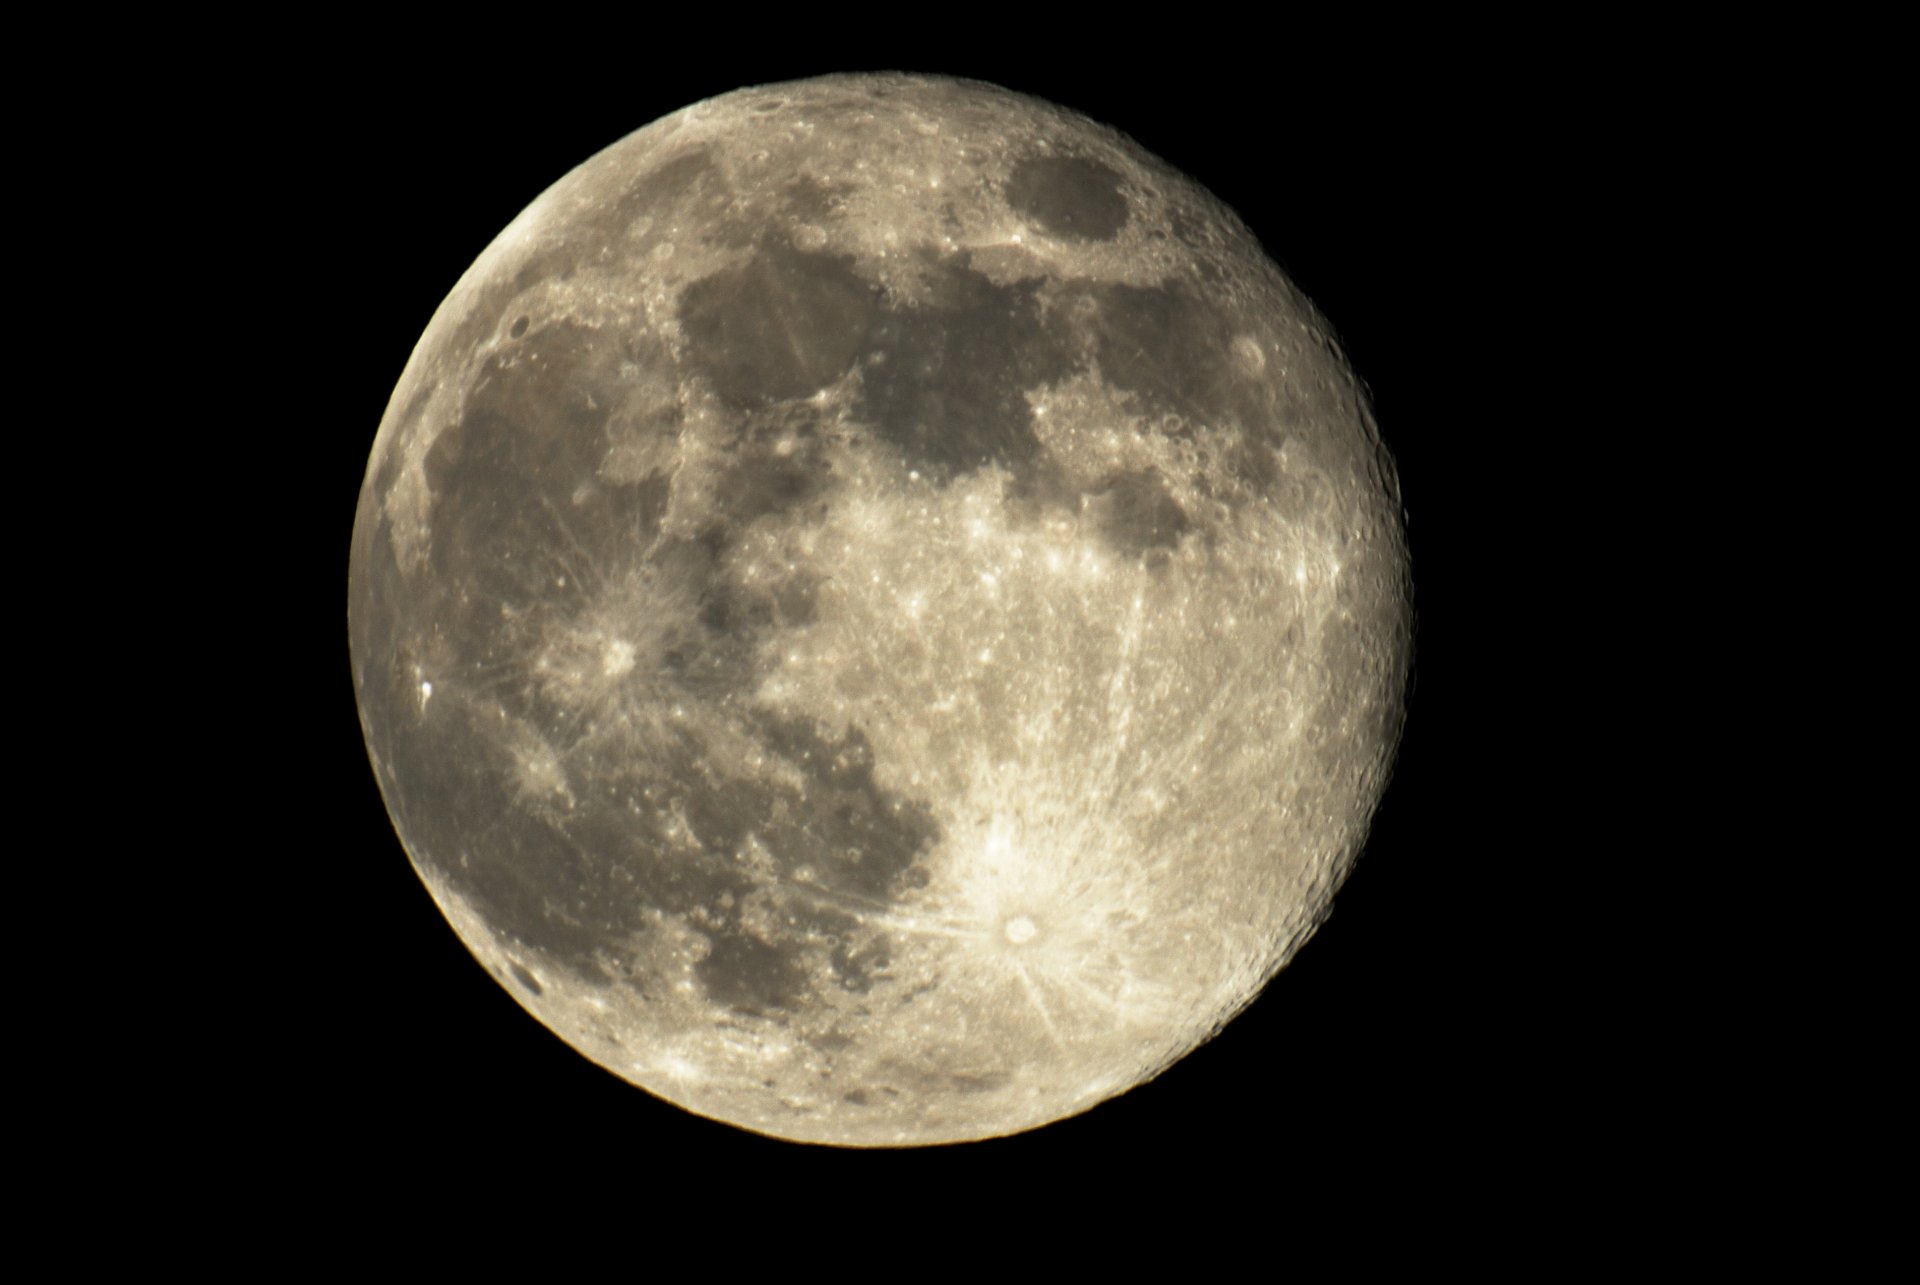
[
  {"x1": 509, "y1": 315, "x2": 529, "y2": 339},
  {"x1": 509, "y1": 962, "x2": 544, "y2": 995},
  {"x1": 831, "y1": 936, "x2": 892, "y2": 994},
  {"x1": 1233, "y1": 334, "x2": 1266, "y2": 373}
]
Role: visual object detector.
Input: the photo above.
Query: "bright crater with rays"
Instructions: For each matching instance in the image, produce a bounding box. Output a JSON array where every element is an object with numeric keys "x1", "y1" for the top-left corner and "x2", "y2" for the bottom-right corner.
[{"x1": 349, "y1": 73, "x2": 1410, "y2": 1146}]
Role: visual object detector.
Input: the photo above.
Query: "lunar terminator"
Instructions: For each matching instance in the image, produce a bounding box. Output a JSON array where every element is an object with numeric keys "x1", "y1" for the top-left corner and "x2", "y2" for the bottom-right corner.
[{"x1": 349, "y1": 73, "x2": 1411, "y2": 1145}]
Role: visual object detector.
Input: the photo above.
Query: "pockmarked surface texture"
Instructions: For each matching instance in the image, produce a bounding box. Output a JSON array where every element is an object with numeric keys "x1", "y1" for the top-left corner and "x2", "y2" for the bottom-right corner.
[{"x1": 349, "y1": 74, "x2": 1411, "y2": 1146}]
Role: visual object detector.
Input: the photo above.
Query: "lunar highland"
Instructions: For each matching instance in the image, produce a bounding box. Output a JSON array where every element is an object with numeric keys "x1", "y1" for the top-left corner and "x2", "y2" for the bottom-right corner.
[{"x1": 349, "y1": 73, "x2": 1411, "y2": 1146}]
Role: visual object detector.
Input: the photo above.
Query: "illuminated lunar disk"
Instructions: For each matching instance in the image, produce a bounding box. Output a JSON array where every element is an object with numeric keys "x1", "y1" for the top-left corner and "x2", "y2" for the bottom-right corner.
[{"x1": 349, "y1": 73, "x2": 1411, "y2": 1146}]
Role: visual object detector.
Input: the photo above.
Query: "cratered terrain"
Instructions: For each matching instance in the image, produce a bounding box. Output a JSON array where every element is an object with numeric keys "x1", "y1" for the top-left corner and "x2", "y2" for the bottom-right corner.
[{"x1": 349, "y1": 72, "x2": 1411, "y2": 1146}]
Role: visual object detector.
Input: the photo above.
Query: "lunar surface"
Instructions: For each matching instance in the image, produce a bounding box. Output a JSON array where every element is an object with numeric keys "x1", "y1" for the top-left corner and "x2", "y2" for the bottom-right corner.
[{"x1": 349, "y1": 73, "x2": 1411, "y2": 1146}]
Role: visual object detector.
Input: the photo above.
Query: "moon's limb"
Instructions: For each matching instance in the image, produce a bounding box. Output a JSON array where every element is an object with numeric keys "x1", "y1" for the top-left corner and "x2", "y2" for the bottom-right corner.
[{"x1": 349, "y1": 73, "x2": 1410, "y2": 1146}]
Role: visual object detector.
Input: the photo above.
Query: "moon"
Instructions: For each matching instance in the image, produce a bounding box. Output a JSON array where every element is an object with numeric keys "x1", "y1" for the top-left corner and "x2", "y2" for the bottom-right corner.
[{"x1": 348, "y1": 72, "x2": 1411, "y2": 1147}]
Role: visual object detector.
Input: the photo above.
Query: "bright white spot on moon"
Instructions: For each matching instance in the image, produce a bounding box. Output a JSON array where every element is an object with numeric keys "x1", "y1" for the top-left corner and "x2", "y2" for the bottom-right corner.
[
  {"x1": 602, "y1": 638, "x2": 636, "y2": 678},
  {"x1": 1005, "y1": 915, "x2": 1038, "y2": 944},
  {"x1": 655, "y1": 1052, "x2": 706, "y2": 1083}
]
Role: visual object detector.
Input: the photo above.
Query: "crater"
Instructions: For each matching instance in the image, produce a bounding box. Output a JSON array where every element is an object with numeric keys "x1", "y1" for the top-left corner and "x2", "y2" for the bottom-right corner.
[{"x1": 830, "y1": 934, "x2": 892, "y2": 993}]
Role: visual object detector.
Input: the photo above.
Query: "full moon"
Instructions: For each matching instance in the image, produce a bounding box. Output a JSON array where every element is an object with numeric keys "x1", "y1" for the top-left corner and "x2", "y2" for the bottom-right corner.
[{"x1": 349, "y1": 73, "x2": 1411, "y2": 1146}]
